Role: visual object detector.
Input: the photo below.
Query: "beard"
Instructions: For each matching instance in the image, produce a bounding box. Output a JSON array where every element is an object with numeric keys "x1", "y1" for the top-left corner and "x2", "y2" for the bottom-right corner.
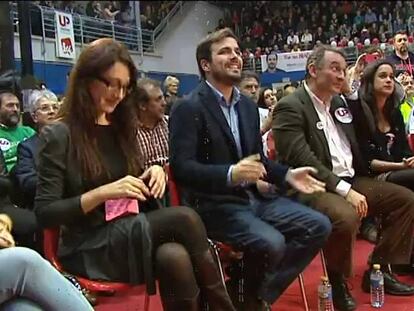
[
  {"x1": 1, "y1": 113, "x2": 19, "y2": 127},
  {"x1": 211, "y1": 68, "x2": 241, "y2": 86},
  {"x1": 399, "y1": 45, "x2": 408, "y2": 54}
]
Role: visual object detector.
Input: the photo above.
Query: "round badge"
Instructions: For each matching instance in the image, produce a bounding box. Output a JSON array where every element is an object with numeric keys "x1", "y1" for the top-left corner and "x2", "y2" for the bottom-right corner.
[
  {"x1": 334, "y1": 107, "x2": 353, "y2": 123},
  {"x1": 0, "y1": 138, "x2": 11, "y2": 151},
  {"x1": 316, "y1": 121, "x2": 324, "y2": 130}
]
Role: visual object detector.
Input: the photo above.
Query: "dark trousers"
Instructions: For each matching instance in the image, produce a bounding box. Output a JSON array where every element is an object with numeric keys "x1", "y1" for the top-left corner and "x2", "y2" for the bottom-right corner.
[
  {"x1": 302, "y1": 177, "x2": 414, "y2": 277},
  {"x1": 198, "y1": 196, "x2": 331, "y2": 303},
  {"x1": 387, "y1": 168, "x2": 414, "y2": 192}
]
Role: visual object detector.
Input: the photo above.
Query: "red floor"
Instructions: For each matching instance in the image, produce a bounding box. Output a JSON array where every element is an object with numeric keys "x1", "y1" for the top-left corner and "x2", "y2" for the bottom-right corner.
[{"x1": 95, "y1": 240, "x2": 414, "y2": 311}]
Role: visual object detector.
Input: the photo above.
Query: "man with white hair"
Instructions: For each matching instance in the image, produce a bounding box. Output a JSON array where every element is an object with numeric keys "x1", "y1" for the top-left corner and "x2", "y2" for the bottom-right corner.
[{"x1": 14, "y1": 89, "x2": 59, "y2": 208}]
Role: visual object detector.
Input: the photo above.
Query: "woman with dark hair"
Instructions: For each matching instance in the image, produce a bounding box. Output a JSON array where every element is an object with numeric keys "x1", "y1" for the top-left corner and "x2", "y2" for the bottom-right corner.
[
  {"x1": 34, "y1": 38, "x2": 235, "y2": 311},
  {"x1": 257, "y1": 87, "x2": 277, "y2": 135},
  {"x1": 350, "y1": 59, "x2": 414, "y2": 191}
]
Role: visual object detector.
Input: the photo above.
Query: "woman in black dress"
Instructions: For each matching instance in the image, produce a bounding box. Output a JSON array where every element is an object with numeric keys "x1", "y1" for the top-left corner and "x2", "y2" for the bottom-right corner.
[{"x1": 34, "y1": 38, "x2": 235, "y2": 311}]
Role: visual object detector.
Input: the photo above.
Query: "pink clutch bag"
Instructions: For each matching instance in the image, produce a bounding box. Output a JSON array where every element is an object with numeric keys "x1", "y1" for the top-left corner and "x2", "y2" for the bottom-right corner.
[{"x1": 105, "y1": 198, "x2": 139, "y2": 222}]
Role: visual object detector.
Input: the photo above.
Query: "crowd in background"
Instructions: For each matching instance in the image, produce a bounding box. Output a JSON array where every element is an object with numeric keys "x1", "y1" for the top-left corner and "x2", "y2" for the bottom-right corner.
[{"x1": 212, "y1": 1, "x2": 414, "y2": 57}]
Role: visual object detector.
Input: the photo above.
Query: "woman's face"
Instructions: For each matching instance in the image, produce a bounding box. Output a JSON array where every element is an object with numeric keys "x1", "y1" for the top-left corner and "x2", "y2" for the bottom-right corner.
[
  {"x1": 263, "y1": 89, "x2": 277, "y2": 108},
  {"x1": 88, "y1": 61, "x2": 130, "y2": 116},
  {"x1": 373, "y1": 64, "x2": 394, "y2": 97},
  {"x1": 168, "y1": 82, "x2": 179, "y2": 95}
]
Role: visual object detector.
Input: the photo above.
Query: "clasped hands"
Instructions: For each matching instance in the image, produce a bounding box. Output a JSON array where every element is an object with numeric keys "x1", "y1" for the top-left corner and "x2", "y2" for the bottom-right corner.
[
  {"x1": 99, "y1": 165, "x2": 166, "y2": 201},
  {"x1": 231, "y1": 154, "x2": 326, "y2": 194}
]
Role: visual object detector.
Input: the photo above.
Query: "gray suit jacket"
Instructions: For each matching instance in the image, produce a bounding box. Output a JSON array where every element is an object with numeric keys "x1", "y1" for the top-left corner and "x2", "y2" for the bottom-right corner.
[{"x1": 272, "y1": 86, "x2": 368, "y2": 193}]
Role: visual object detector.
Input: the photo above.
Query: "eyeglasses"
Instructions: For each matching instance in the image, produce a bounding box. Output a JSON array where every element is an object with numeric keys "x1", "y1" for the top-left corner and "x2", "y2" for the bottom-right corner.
[
  {"x1": 397, "y1": 38, "x2": 408, "y2": 43},
  {"x1": 36, "y1": 103, "x2": 60, "y2": 113},
  {"x1": 95, "y1": 76, "x2": 132, "y2": 96}
]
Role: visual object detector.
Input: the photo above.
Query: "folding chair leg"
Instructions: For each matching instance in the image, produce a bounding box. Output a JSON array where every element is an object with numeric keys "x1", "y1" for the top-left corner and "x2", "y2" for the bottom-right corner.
[
  {"x1": 144, "y1": 293, "x2": 150, "y2": 311},
  {"x1": 320, "y1": 250, "x2": 328, "y2": 279},
  {"x1": 298, "y1": 273, "x2": 310, "y2": 311}
]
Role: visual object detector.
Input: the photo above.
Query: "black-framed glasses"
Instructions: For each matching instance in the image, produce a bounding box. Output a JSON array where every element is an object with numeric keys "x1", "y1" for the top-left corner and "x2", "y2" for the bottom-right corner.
[{"x1": 95, "y1": 76, "x2": 132, "y2": 95}]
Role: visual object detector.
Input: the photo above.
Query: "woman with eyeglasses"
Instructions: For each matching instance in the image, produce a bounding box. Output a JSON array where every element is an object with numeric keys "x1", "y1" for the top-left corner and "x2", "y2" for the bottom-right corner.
[{"x1": 34, "y1": 38, "x2": 235, "y2": 311}]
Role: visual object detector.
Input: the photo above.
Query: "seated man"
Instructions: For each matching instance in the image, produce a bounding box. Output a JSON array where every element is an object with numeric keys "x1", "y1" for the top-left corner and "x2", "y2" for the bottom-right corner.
[
  {"x1": 273, "y1": 45, "x2": 414, "y2": 311},
  {"x1": 170, "y1": 28, "x2": 332, "y2": 310},
  {"x1": 135, "y1": 78, "x2": 169, "y2": 170},
  {"x1": 14, "y1": 89, "x2": 59, "y2": 209},
  {"x1": 0, "y1": 91, "x2": 35, "y2": 172}
]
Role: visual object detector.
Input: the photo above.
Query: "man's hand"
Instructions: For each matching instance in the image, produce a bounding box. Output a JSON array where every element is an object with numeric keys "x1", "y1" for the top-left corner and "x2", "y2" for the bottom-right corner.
[
  {"x1": 231, "y1": 154, "x2": 266, "y2": 185},
  {"x1": 285, "y1": 167, "x2": 326, "y2": 194},
  {"x1": 403, "y1": 156, "x2": 414, "y2": 168},
  {"x1": 345, "y1": 188, "x2": 368, "y2": 218}
]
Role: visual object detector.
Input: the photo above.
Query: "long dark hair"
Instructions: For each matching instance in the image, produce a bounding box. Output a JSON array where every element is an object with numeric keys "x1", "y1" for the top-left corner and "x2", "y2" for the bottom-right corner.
[
  {"x1": 359, "y1": 59, "x2": 399, "y2": 133},
  {"x1": 257, "y1": 87, "x2": 272, "y2": 109},
  {"x1": 58, "y1": 38, "x2": 142, "y2": 180}
]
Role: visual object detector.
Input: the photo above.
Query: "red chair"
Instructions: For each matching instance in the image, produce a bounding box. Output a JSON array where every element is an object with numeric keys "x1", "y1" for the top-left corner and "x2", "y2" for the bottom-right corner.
[
  {"x1": 43, "y1": 228, "x2": 150, "y2": 309},
  {"x1": 408, "y1": 134, "x2": 414, "y2": 153}
]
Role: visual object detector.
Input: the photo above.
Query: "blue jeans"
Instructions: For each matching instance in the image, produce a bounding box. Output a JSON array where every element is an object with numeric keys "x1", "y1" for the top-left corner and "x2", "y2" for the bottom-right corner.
[
  {"x1": 0, "y1": 247, "x2": 93, "y2": 311},
  {"x1": 199, "y1": 196, "x2": 331, "y2": 303}
]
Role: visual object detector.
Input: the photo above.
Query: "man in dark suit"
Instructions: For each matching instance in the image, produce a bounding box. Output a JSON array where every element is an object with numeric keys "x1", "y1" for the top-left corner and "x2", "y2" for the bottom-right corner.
[
  {"x1": 273, "y1": 45, "x2": 414, "y2": 311},
  {"x1": 169, "y1": 28, "x2": 332, "y2": 311}
]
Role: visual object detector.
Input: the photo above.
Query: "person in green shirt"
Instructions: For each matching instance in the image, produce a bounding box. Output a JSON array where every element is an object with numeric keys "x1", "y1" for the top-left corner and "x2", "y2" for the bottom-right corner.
[{"x1": 0, "y1": 92, "x2": 35, "y2": 172}]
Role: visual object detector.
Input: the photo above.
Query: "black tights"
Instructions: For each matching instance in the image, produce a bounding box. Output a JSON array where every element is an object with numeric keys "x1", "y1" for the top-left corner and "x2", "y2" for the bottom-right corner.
[{"x1": 146, "y1": 206, "x2": 212, "y2": 301}]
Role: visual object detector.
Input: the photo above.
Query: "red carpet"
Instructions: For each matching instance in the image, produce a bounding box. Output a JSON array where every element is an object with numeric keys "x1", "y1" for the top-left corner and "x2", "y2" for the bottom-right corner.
[{"x1": 95, "y1": 240, "x2": 414, "y2": 310}]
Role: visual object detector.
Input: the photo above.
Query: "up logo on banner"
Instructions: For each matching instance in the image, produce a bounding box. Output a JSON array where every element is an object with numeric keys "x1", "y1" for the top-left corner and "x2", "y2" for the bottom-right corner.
[{"x1": 55, "y1": 12, "x2": 76, "y2": 60}]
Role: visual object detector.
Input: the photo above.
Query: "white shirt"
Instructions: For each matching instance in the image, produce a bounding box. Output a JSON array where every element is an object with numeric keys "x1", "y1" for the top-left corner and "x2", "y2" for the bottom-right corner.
[{"x1": 304, "y1": 82, "x2": 354, "y2": 197}]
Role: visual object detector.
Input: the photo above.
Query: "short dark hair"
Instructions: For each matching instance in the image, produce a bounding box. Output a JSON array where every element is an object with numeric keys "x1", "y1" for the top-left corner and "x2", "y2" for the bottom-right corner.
[
  {"x1": 266, "y1": 53, "x2": 278, "y2": 62},
  {"x1": 135, "y1": 78, "x2": 161, "y2": 108},
  {"x1": 305, "y1": 45, "x2": 346, "y2": 80},
  {"x1": 0, "y1": 91, "x2": 17, "y2": 108},
  {"x1": 196, "y1": 28, "x2": 239, "y2": 79},
  {"x1": 240, "y1": 71, "x2": 260, "y2": 84},
  {"x1": 394, "y1": 30, "x2": 407, "y2": 38}
]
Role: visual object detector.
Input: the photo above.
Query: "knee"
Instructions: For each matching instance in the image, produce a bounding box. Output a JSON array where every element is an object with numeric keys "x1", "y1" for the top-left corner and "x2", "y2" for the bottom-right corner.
[
  {"x1": 156, "y1": 242, "x2": 192, "y2": 272},
  {"x1": 336, "y1": 210, "x2": 360, "y2": 234},
  {"x1": 172, "y1": 207, "x2": 205, "y2": 234},
  {"x1": 4, "y1": 247, "x2": 45, "y2": 270},
  {"x1": 311, "y1": 213, "x2": 332, "y2": 240},
  {"x1": 253, "y1": 233, "x2": 286, "y2": 263}
]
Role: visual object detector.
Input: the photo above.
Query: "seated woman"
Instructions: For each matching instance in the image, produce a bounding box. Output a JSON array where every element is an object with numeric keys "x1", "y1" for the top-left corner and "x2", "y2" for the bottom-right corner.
[
  {"x1": 349, "y1": 59, "x2": 414, "y2": 271},
  {"x1": 34, "y1": 38, "x2": 235, "y2": 311},
  {"x1": 14, "y1": 89, "x2": 59, "y2": 209},
  {"x1": 0, "y1": 214, "x2": 93, "y2": 311},
  {"x1": 350, "y1": 59, "x2": 414, "y2": 191}
]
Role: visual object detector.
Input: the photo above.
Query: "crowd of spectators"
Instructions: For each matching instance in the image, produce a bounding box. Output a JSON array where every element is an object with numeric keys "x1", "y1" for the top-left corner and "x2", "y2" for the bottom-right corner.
[
  {"x1": 140, "y1": 1, "x2": 178, "y2": 30},
  {"x1": 214, "y1": 1, "x2": 414, "y2": 59}
]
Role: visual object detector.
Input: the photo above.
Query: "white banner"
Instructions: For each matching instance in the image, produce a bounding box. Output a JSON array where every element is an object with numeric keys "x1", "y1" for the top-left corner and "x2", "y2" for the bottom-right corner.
[
  {"x1": 55, "y1": 11, "x2": 76, "y2": 59},
  {"x1": 261, "y1": 50, "x2": 313, "y2": 72}
]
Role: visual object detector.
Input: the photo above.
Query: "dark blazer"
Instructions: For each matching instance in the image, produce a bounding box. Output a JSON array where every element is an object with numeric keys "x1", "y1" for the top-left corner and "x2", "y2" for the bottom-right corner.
[
  {"x1": 273, "y1": 86, "x2": 368, "y2": 193},
  {"x1": 14, "y1": 134, "x2": 39, "y2": 206},
  {"x1": 348, "y1": 98, "x2": 412, "y2": 164},
  {"x1": 169, "y1": 80, "x2": 289, "y2": 211}
]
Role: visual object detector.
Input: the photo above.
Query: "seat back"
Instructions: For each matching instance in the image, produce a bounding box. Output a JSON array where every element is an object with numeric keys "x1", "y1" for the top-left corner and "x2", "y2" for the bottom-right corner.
[
  {"x1": 165, "y1": 164, "x2": 181, "y2": 206},
  {"x1": 43, "y1": 228, "x2": 63, "y2": 271}
]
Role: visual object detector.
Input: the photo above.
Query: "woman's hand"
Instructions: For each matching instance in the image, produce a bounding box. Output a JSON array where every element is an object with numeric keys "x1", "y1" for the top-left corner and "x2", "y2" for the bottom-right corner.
[
  {"x1": 139, "y1": 165, "x2": 166, "y2": 199},
  {"x1": 99, "y1": 175, "x2": 151, "y2": 202}
]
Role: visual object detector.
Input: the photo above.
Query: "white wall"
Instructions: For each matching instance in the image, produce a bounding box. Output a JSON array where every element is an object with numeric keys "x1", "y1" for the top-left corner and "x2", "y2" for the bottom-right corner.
[
  {"x1": 140, "y1": 1, "x2": 223, "y2": 74},
  {"x1": 14, "y1": 1, "x2": 223, "y2": 74}
]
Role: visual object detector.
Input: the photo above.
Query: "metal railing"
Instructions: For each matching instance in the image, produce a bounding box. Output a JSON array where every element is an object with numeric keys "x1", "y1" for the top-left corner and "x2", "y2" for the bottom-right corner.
[
  {"x1": 152, "y1": 1, "x2": 184, "y2": 44},
  {"x1": 10, "y1": 3, "x2": 153, "y2": 55}
]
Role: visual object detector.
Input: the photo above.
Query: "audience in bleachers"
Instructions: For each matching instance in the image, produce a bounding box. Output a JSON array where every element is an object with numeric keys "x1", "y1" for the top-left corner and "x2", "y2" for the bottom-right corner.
[
  {"x1": 140, "y1": 1, "x2": 178, "y2": 30},
  {"x1": 213, "y1": 1, "x2": 414, "y2": 68},
  {"x1": 163, "y1": 75, "x2": 180, "y2": 115}
]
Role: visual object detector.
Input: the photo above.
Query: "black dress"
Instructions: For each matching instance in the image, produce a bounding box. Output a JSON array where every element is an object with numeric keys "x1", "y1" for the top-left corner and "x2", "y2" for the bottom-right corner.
[{"x1": 35, "y1": 122, "x2": 156, "y2": 294}]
